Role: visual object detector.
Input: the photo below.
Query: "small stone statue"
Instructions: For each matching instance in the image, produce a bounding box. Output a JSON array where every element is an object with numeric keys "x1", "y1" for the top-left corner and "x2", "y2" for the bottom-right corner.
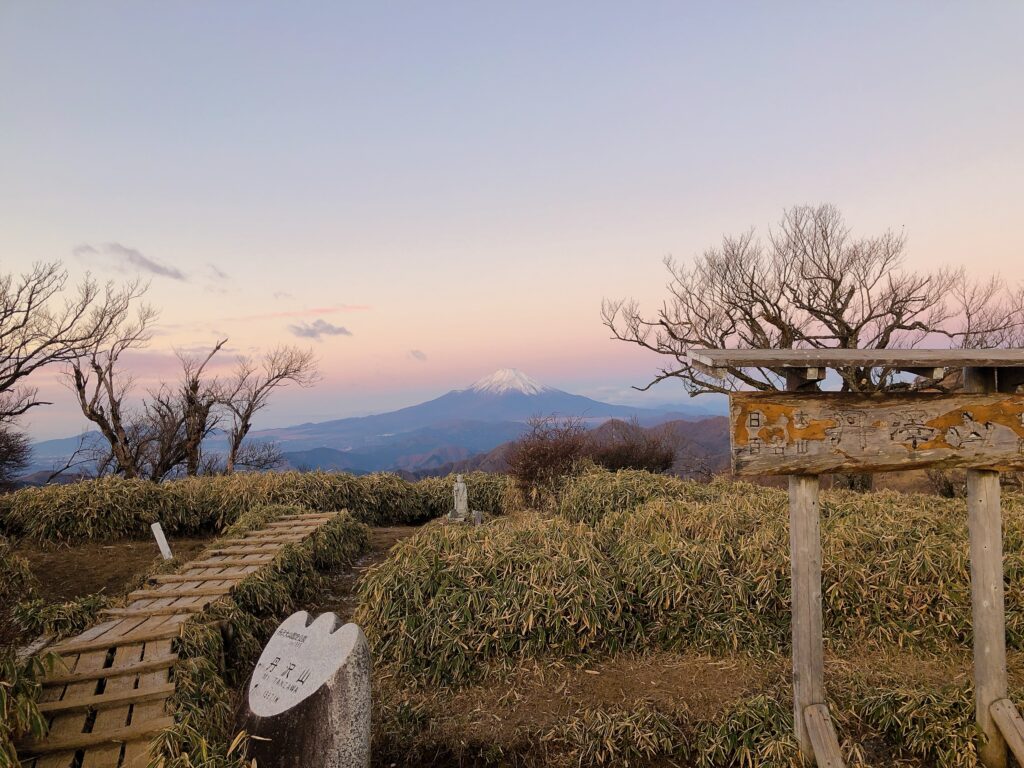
[{"x1": 451, "y1": 474, "x2": 469, "y2": 521}]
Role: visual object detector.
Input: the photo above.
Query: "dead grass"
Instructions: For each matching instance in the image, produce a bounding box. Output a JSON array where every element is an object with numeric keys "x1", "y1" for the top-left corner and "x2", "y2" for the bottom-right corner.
[
  {"x1": 16, "y1": 535, "x2": 212, "y2": 602},
  {"x1": 372, "y1": 647, "x2": 1024, "y2": 767}
]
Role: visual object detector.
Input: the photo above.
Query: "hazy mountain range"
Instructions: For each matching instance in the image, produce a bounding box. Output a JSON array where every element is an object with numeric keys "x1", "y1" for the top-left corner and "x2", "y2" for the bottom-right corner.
[{"x1": 24, "y1": 369, "x2": 727, "y2": 480}]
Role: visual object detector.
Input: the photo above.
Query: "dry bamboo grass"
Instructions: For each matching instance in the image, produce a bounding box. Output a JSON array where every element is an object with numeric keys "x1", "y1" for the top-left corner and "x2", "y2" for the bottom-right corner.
[
  {"x1": 0, "y1": 470, "x2": 515, "y2": 545},
  {"x1": 362, "y1": 466, "x2": 1024, "y2": 684},
  {"x1": 0, "y1": 652, "x2": 49, "y2": 768},
  {"x1": 355, "y1": 512, "x2": 631, "y2": 686},
  {"x1": 557, "y1": 468, "x2": 718, "y2": 526},
  {"x1": 0, "y1": 536, "x2": 36, "y2": 625}
]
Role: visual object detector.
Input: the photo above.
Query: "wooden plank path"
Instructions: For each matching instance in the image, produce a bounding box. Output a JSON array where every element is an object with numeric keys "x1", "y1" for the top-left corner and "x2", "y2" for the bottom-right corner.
[{"x1": 16, "y1": 511, "x2": 340, "y2": 768}]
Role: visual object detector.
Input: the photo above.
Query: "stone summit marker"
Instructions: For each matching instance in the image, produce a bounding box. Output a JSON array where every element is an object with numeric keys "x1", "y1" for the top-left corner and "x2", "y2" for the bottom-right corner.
[
  {"x1": 238, "y1": 611, "x2": 371, "y2": 768},
  {"x1": 449, "y1": 473, "x2": 470, "y2": 522}
]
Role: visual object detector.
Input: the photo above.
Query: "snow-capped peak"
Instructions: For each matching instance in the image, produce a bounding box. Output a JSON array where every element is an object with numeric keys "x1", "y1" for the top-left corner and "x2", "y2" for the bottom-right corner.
[{"x1": 468, "y1": 368, "x2": 549, "y2": 396}]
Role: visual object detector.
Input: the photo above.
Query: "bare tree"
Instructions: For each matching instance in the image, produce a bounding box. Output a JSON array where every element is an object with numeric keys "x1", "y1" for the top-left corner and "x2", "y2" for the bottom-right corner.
[
  {"x1": 201, "y1": 441, "x2": 285, "y2": 475},
  {"x1": 178, "y1": 340, "x2": 227, "y2": 476},
  {"x1": 603, "y1": 204, "x2": 1024, "y2": 397},
  {"x1": 42, "y1": 432, "x2": 102, "y2": 484},
  {"x1": 69, "y1": 299, "x2": 158, "y2": 478},
  {"x1": 0, "y1": 427, "x2": 31, "y2": 491},
  {"x1": 221, "y1": 346, "x2": 317, "y2": 474},
  {"x1": 68, "y1": 287, "x2": 228, "y2": 480},
  {"x1": 0, "y1": 262, "x2": 145, "y2": 424}
]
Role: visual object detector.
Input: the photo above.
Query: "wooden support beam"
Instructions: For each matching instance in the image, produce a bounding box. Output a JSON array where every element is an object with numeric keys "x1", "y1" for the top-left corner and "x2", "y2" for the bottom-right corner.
[
  {"x1": 991, "y1": 699, "x2": 1024, "y2": 764},
  {"x1": 17, "y1": 716, "x2": 175, "y2": 756},
  {"x1": 790, "y1": 474, "x2": 824, "y2": 764},
  {"x1": 904, "y1": 366, "x2": 946, "y2": 381},
  {"x1": 41, "y1": 655, "x2": 178, "y2": 686},
  {"x1": 37, "y1": 683, "x2": 175, "y2": 714},
  {"x1": 997, "y1": 369, "x2": 1024, "y2": 394},
  {"x1": 803, "y1": 704, "x2": 846, "y2": 768},
  {"x1": 785, "y1": 367, "x2": 825, "y2": 392},
  {"x1": 969, "y1": 468, "x2": 1008, "y2": 768},
  {"x1": 966, "y1": 366, "x2": 1009, "y2": 768}
]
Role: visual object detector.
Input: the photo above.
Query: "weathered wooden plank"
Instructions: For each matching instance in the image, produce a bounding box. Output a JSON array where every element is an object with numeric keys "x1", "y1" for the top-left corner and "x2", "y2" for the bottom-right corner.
[
  {"x1": 207, "y1": 545, "x2": 282, "y2": 556},
  {"x1": 100, "y1": 604, "x2": 206, "y2": 618},
  {"x1": 186, "y1": 561, "x2": 276, "y2": 573},
  {"x1": 790, "y1": 475, "x2": 824, "y2": 763},
  {"x1": 803, "y1": 704, "x2": 846, "y2": 768},
  {"x1": 52, "y1": 624, "x2": 182, "y2": 655},
  {"x1": 148, "y1": 569, "x2": 255, "y2": 583},
  {"x1": 690, "y1": 347, "x2": 1024, "y2": 370},
  {"x1": 729, "y1": 391, "x2": 1024, "y2": 475},
  {"x1": 32, "y1": 649, "x2": 110, "y2": 768},
  {"x1": 991, "y1": 699, "x2": 1024, "y2": 764},
  {"x1": 228, "y1": 538, "x2": 303, "y2": 547},
  {"x1": 128, "y1": 586, "x2": 232, "y2": 600},
  {"x1": 38, "y1": 683, "x2": 175, "y2": 714},
  {"x1": 76, "y1": 644, "x2": 141, "y2": 768},
  {"x1": 18, "y1": 717, "x2": 175, "y2": 756},
  {"x1": 121, "y1": 638, "x2": 174, "y2": 767},
  {"x1": 42, "y1": 654, "x2": 177, "y2": 686}
]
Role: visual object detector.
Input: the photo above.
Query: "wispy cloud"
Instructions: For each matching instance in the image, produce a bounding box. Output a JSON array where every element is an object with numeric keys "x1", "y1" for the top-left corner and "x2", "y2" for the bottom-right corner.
[
  {"x1": 273, "y1": 291, "x2": 293, "y2": 300},
  {"x1": 409, "y1": 349, "x2": 427, "y2": 361},
  {"x1": 288, "y1": 319, "x2": 353, "y2": 340},
  {"x1": 74, "y1": 242, "x2": 186, "y2": 281},
  {"x1": 207, "y1": 263, "x2": 229, "y2": 281}
]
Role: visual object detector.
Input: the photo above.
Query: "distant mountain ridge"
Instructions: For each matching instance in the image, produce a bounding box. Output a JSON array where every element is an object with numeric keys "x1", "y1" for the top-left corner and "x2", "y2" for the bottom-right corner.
[
  {"x1": 26, "y1": 369, "x2": 725, "y2": 478},
  {"x1": 409, "y1": 416, "x2": 731, "y2": 479}
]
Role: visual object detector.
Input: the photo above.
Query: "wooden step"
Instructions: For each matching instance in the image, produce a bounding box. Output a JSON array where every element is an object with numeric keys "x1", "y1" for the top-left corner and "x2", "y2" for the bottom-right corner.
[
  {"x1": 128, "y1": 586, "x2": 232, "y2": 600},
  {"x1": 100, "y1": 604, "x2": 206, "y2": 618},
  {"x1": 207, "y1": 546, "x2": 283, "y2": 556},
  {"x1": 227, "y1": 538, "x2": 303, "y2": 547},
  {"x1": 17, "y1": 716, "x2": 175, "y2": 756},
  {"x1": 148, "y1": 572, "x2": 250, "y2": 584},
  {"x1": 52, "y1": 625, "x2": 182, "y2": 655},
  {"x1": 186, "y1": 557, "x2": 275, "y2": 568},
  {"x1": 37, "y1": 683, "x2": 175, "y2": 714},
  {"x1": 268, "y1": 513, "x2": 334, "y2": 521},
  {"x1": 42, "y1": 655, "x2": 178, "y2": 686}
]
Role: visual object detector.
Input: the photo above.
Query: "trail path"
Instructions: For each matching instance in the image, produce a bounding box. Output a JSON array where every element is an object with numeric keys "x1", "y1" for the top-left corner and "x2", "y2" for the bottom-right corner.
[
  {"x1": 309, "y1": 526, "x2": 419, "y2": 622},
  {"x1": 15, "y1": 512, "x2": 343, "y2": 768}
]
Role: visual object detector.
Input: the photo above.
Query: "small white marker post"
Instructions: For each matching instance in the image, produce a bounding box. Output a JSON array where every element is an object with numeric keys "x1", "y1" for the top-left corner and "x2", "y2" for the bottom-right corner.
[{"x1": 151, "y1": 522, "x2": 173, "y2": 560}]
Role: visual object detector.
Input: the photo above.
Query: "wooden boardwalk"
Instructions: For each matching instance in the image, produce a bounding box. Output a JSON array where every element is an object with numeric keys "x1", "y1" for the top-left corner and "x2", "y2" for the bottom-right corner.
[{"x1": 16, "y1": 511, "x2": 340, "y2": 768}]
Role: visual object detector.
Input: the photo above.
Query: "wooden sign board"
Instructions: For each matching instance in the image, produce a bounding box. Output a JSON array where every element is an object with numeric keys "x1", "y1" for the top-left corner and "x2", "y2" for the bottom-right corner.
[{"x1": 729, "y1": 392, "x2": 1024, "y2": 476}]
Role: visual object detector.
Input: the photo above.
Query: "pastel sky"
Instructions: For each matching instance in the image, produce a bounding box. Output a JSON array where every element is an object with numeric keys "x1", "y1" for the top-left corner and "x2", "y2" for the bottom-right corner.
[{"x1": 2, "y1": 2, "x2": 1023, "y2": 439}]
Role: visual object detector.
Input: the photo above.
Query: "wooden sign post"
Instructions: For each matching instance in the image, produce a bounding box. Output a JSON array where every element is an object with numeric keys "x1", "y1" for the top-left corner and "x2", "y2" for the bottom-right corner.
[{"x1": 687, "y1": 348, "x2": 1024, "y2": 768}]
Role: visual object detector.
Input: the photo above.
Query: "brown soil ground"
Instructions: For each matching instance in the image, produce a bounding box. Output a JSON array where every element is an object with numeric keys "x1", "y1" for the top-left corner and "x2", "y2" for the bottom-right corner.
[
  {"x1": 308, "y1": 526, "x2": 419, "y2": 622},
  {"x1": 426, "y1": 650, "x2": 777, "y2": 744},
  {"x1": 375, "y1": 644, "x2": 1024, "y2": 767},
  {"x1": 17, "y1": 536, "x2": 213, "y2": 602}
]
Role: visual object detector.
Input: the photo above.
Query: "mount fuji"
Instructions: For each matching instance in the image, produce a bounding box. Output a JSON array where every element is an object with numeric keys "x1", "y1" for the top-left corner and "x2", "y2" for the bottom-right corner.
[
  {"x1": 250, "y1": 369, "x2": 719, "y2": 474},
  {"x1": 24, "y1": 369, "x2": 723, "y2": 479}
]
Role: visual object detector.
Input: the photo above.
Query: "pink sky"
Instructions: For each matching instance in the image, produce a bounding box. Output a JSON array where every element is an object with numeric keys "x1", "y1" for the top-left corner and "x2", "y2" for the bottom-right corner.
[{"x1": 3, "y1": 3, "x2": 1023, "y2": 439}]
